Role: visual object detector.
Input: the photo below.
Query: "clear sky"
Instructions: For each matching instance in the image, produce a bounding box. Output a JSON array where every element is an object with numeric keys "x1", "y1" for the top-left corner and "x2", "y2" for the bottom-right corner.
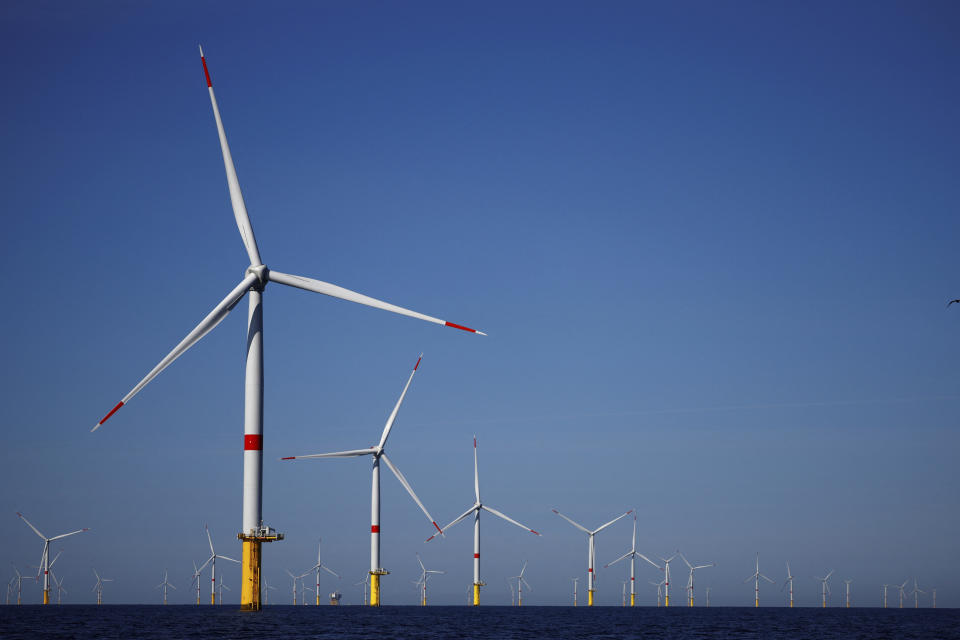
[{"x1": 2, "y1": 1, "x2": 958, "y2": 607}]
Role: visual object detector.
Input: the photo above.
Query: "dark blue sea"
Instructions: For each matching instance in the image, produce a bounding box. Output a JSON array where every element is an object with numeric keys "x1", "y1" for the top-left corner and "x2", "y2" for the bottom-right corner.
[{"x1": 1, "y1": 605, "x2": 957, "y2": 639}]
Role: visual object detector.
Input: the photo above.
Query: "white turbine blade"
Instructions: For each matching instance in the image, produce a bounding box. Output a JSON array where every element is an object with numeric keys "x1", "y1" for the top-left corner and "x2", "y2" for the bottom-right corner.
[
  {"x1": 92, "y1": 272, "x2": 258, "y2": 430},
  {"x1": 416, "y1": 553, "x2": 426, "y2": 573},
  {"x1": 473, "y1": 437, "x2": 480, "y2": 503},
  {"x1": 222, "y1": 583, "x2": 231, "y2": 591},
  {"x1": 377, "y1": 355, "x2": 421, "y2": 449},
  {"x1": 280, "y1": 448, "x2": 375, "y2": 460},
  {"x1": 743, "y1": 574, "x2": 756, "y2": 583},
  {"x1": 381, "y1": 453, "x2": 442, "y2": 534},
  {"x1": 48, "y1": 551, "x2": 62, "y2": 569},
  {"x1": 267, "y1": 270, "x2": 486, "y2": 335},
  {"x1": 197, "y1": 556, "x2": 213, "y2": 574},
  {"x1": 169, "y1": 583, "x2": 177, "y2": 590},
  {"x1": 219, "y1": 555, "x2": 240, "y2": 564},
  {"x1": 637, "y1": 553, "x2": 661, "y2": 570},
  {"x1": 605, "y1": 551, "x2": 631, "y2": 568},
  {"x1": 694, "y1": 563, "x2": 714, "y2": 570},
  {"x1": 321, "y1": 565, "x2": 340, "y2": 579},
  {"x1": 481, "y1": 505, "x2": 540, "y2": 536},
  {"x1": 760, "y1": 573, "x2": 775, "y2": 584},
  {"x1": 551, "y1": 509, "x2": 590, "y2": 534},
  {"x1": 522, "y1": 577, "x2": 532, "y2": 591},
  {"x1": 15, "y1": 513, "x2": 47, "y2": 540},
  {"x1": 678, "y1": 552, "x2": 693, "y2": 570},
  {"x1": 594, "y1": 510, "x2": 633, "y2": 534},
  {"x1": 426, "y1": 505, "x2": 476, "y2": 542},
  {"x1": 206, "y1": 524, "x2": 215, "y2": 556},
  {"x1": 198, "y1": 47, "x2": 262, "y2": 267},
  {"x1": 825, "y1": 569, "x2": 835, "y2": 581}
]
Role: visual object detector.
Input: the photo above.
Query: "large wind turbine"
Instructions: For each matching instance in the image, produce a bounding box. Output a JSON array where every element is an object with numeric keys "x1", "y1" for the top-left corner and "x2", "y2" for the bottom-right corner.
[
  {"x1": 307, "y1": 540, "x2": 340, "y2": 606},
  {"x1": 197, "y1": 525, "x2": 239, "y2": 605},
  {"x1": 815, "y1": 570, "x2": 834, "y2": 608},
  {"x1": 415, "y1": 553, "x2": 444, "y2": 606},
  {"x1": 604, "y1": 513, "x2": 657, "y2": 606},
  {"x1": 782, "y1": 562, "x2": 794, "y2": 608},
  {"x1": 426, "y1": 437, "x2": 541, "y2": 606},
  {"x1": 16, "y1": 512, "x2": 88, "y2": 605},
  {"x1": 678, "y1": 551, "x2": 715, "y2": 607},
  {"x1": 654, "y1": 554, "x2": 679, "y2": 607},
  {"x1": 156, "y1": 569, "x2": 176, "y2": 605},
  {"x1": 281, "y1": 356, "x2": 441, "y2": 605},
  {"x1": 90, "y1": 47, "x2": 484, "y2": 611},
  {"x1": 744, "y1": 553, "x2": 773, "y2": 607},
  {"x1": 508, "y1": 561, "x2": 532, "y2": 606},
  {"x1": 552, "y1": 508, "x2": 632, "y2": 606}
]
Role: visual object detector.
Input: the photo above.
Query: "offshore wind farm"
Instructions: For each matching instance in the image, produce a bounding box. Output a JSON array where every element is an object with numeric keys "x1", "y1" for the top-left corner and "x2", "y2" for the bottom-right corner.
[{"x1": 2, "y1": 1, "x2": 960, "y2": 638}]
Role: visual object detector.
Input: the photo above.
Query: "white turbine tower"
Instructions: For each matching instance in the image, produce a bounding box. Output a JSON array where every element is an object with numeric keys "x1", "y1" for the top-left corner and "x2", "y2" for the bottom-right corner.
[
  {"x1": 307, "y1": 540, "x2": 340, "y2": 606},
  {"x1": 650, "y1": 579, "x2": 664, "y2": 607},
  {"x1": 706, "y1": 586, "x2": 712, "y2": 607},
  {"x1": 552, "y1": 508, "x2": 632, "y2": 607},
  {"x1": 678, "y1": 551, "x2": 715, "y2": 607},
  {"x1": 16, "y1": 512, "x2": 88, "y2": 605},
  {"x1": 90, "y1": 47, "x2": 484, "y2": 611},
  {"x1": 281, "y1": 355, "x2": 442, "y2": 606},
  {"x1": 197, "y1": 525, "x2": 240, "y2": 605},
  {"x1": 355, "y1": 574, "x2": 369, "y2": 606},
  {"x1": 881, "y1": 584, "x2": 889, "y2": 608},
  {"x1": 655, "y1": 554, "x2": 679, "y2": 607},
  {"x1": 744, "y1": 553, "x2": 774, "y2": 607},
  {"x1": 218, "y1": 576, "x2": 231, "y2": 605},
  {"x1": 508, "y1": 561, "x2": 532, "y2": 606},
  {"x1": 910, "y1": 578, "x2": 924, "y2": 608},
  {"x1": 286, "y1": 569, "x2": 300, "y2": 605},
  {"x1": 604, "y1": 513, "x2": 658, "y2": 607},
  {"x1": 415, "y1": 553, "x2": 444, "y2": 606},
  {"x1": 191, "y1": 561, "x2": 203, "y2": 605},
  {"x1": 571, "y1": 577, "x2": 579, "y2": 606},
  {"x1": 815, "y1": 570, "x2": 834, "y2": 608},
  {"x1": 53, "y1": 574, "x2": 66, "y2": 605},
  {"x1": 843, "y1": 579, "x2": 853, "y2": 608},
  {"x1": 261, "y1": 579, "x2": 277, "y2": 605},
  {"x1": 10, "y1": 565, "x2": 27, "y2": 606},
  {"x1": 896, "y1": 579, "x2": 908, "y2": 608},
  {"x1": 156, "y1": 569, "x2": 176, "y2": 605},
  {"x1": 91, "y1": 569, "x2": 112, "y2": 605},
  {"x1": 426, "y1": 437, "x2": 541, "y2": 606},
  {"x1": 782, "y1": 562, "x2": 794, "y2": 608}
]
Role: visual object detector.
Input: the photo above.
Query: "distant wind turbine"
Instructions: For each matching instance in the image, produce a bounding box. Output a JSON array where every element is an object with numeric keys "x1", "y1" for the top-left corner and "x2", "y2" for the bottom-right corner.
[
  {"x1": 815, "y1": 570, "x2": 835, "y2": 608},
  {"x1": 605, "y1": 513, "x2": 658, "y2": 606},
  {"x1": 508, "y1": 561, "x2": 532, "y2": 606},
  {"x1": 782, "y1": 562, "x2": 794, "y2": 608},
  {"x1": 155, "y1": 569, "x2": 176, "y2": 605},
  {"x1": 415, "y1": 553, "x2": 444, "y2": 606},
  {"x1": 571, "y1": 577, "x2": 579, "y2": 606},
  {"x1": 896, "y1": 579, "x2": 908, "y2": 608},
  {"x1": 553, "y1": 508, "x2": 632, "y2": 606},
  {"x1": 678, "y1": 551, "x2": 715, "y2": 607},
  {"x1": 843, "y1": 579, "x2": 853, "y2": 608},
  {"x1": 91, "y1": 569, "x2": 113, "y2": 605},
  {"x1": 744, "y1": 553, "x2": 774, "y2": 607},
  {"x1": 307, "y1": 540, "x2": 340, "y2": 606},
  {"x1": 910, "y1": 578, "x2": 924, "y2": 608},
  {"x1": 16, "y1": 512, "x2": 88, "y2": 605}
]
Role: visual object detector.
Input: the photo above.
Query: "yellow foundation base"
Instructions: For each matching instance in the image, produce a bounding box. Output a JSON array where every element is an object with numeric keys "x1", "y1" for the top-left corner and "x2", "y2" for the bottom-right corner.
[
  {"x1": 473, "y1": 583, "x2": 481, "y2": 606},
  {"x1": 588, "y1": 590, "x2": 595, "y2": 607},
  {"x1": 240, "y1": 540, "x2": 262, "y2": 610},
  {"x1": 211, "y1": 592, "x2": 216, "y2": 605},
  {"x1": 755, "y1": 598, "x2": 759, "y2": 608},
  {"x1": 370, "y1": 573, "x2": 381, "y2": 607},
  {"x1": 665, "y1": 594, "x2": 669, "y2": 607},
  {"x1": 43, "y1": 590, "x2": 49, "y2": 605},
  {"x1": 630, "y1": 593, "x2": 635, "y2": 607}
]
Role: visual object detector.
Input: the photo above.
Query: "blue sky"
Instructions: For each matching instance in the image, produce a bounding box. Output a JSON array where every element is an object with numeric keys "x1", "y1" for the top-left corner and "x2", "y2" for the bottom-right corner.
[{"x1": 2, "y1": 1, "x2": 958, "y2": 606}]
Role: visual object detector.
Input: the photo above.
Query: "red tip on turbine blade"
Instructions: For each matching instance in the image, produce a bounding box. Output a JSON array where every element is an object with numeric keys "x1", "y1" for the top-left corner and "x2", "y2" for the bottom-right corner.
[
  {"x1": 280, "y1": 456, "x2": 296, "y2": 460},
  {"x1": 98, "y1": 401, "x2": 125, "y2": 426},
  {"x1": 433, "y1": 522, "x2": 441, "y2": 533},
  {"x1": 530, "y1": 529, "x2": 540, "y2": 536},
  {"x1": 425, "y1": 534, "x2": 436, "y2": 542},
  {"x1": 414, "y1": 355, "x2": 422, "y2": 371},
  {"x1": 444, "y1": 321, "x2": 481, "y2": 334},
  {"x1": 551, "y1": 509, "x2": 559, "y2": 514},
  {"x1": 201, "y1": 56, "x2": 212, "y2": 87}
]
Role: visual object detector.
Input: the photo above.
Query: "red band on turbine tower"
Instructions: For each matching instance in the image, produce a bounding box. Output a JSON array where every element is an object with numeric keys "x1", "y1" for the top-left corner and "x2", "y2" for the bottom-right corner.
[
  {"x1": 474, "y1": 553, "x2": 480, "y2": 559},
  {"x1": 201, "y1": 57, "x2": 212, "y2": 87},
  {"x1": 371, "y1": 525, "x2": 380, "y2": 533},
  {"x1": 244, "y1": 434, "x2": 262, "y2": 450}
]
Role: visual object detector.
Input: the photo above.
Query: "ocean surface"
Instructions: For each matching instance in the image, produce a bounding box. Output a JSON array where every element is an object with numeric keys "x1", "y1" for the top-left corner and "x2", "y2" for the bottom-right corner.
[{"x1": 1, "y1": 605, "x2": 957, "y2": 639}]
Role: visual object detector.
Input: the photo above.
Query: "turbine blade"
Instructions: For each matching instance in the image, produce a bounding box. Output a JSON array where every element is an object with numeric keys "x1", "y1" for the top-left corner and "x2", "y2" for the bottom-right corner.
[
  {"x1": 426, "y1": 505, "x2": 476, "y2": 542},
  {"x1": 594, "y1": 510, "x2": 633, "y2": 534},
  {"x1": 551, "y1": 508, "x2": 591, "y2": 534},
  {"x1": 377, "y1": 355, "x2": 421, "y2": 450},
  {"x1": 416, "y1": 553, "x2": 426, "y2": 572},
  {"x1": 637, "y1": 553, "x2": 661, "y2": 570},
  {"x1": 206, "y1": 524, "x2": 215, "y2": 555},
  {"x1": 380, "y1": 453, "x2": 441, "y2": 532},
  {"x1": 321, "y1": 565, "x2": 340, "y2": 579},
  {"x1": 677, "y1": 552, "x2": 692, "y2": 570},
  {"x1": 267, "y1": 270, "x2": 485, "y2": 335},
  {"x1": 761, "y1": 573, "x2": 775, "y2": 584},
  {"x1": 15, "y1": 513, "x2": 47, "y2": 540},
  {"x1": 219, "y1": 556, "x2": 240, "y2": 564},
  {"x1": 481, "y1": 505, "x2": 540, "y2": 536},
  {"x1": 198, "y1": 46, "x2": 262, "y2": 267},
  {"x1": 605, "y1": 551, "x2": 631, "y2": 568},
  {"x1": 280, "y1": 448, "x2": 375, "y2": 460},
  {"x1": 473, "y1": 436, "x2": 480, "y2": 503},
  {"x1": 92, "y1": 272, "x2": 258, "y2": 431}
]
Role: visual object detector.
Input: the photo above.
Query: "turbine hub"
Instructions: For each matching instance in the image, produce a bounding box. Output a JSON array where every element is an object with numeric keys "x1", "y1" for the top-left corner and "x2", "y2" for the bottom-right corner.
[{"x1": 246, "y1": 264, "x2": 269, "y2": 290}]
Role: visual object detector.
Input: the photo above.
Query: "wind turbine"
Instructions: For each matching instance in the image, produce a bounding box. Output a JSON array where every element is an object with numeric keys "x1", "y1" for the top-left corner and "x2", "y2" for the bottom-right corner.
[
  {"x1": 91, "y1": 569, "x2": 112, "y2": 605},
  {"x1": 744, "y1": 553, "x2": 774, "y2": 607},
  {"x1": 426, "y1": 437, "x2": 541, "y2": 606},
  {"x1": 415, "y1": 553, "x2": 444, "y2": 606},
  {"x1": 191, "y1": 561, "x2": 202, "y2": 605},
  {"x1": 508, "y1": 561, "x2": 532, "y2": 606},
  {"x1": 507, "y1": 579, "x2": 515, "y2": 606},
  {"x1": 90, "y1": 47, "x2": 485, "y2": 612},
  {"x1": 814, "y1": 570, "x2": 834, "y2": 608},
  {"x1": 355, "y1": 574, "x2": 369, "y2": 606},
  {"x1": 16, "y1": 512, "x2": 88, "y2": 605},
  {"x1": 218, "y1": 576, "x2": 231, "y2": 605},
  {"x1": 605, "y1": 513, "x2": 657, "y2": 606},
  {"x1": 896, "y1": 579, "x2": 908, "y2": 608},
  {"x1": 571, "y1": 577, "x2": 579, "y2": 606},
  {"x1": 678, "y1": 551, "x2": 715, "y2": 607},
  {"x1": 910, "y1": 578, "x2": 924, "y2": 608},
  {"x1": 552, "y1": 508, "x2": 632, "y2": 606},
  {"x1": 155, "y1": 569, "x2": 176, "y2": 605},
  {"x1": 932, "y1": 587, "x2": 937, "y2": 608},
  {"x1": 10, "y1": 565, "x2": 28, "y2": 606},
  {"x1": 882, "y1": 584, "x2": 889, "y2": 608},
  {"x1": 621, "y1": 581, "x2": 627, "y2": 606},
  {"x1": 782, "y1": 562, "x2": 794, "y2": 608},
  {"x1": 843, "y1": 579, "x2": 853, "y2": 608},
  {"x1": 655, "y1": 554, "x2": 679, "y2": 607},
  {"x1": 285, "y1": 569, "x2": 300, "y2": 605},
  {"x1": 5, "y1": 577, "x2": 13, "y2": 606},
  {"x1": 197, "y1": 525, "x2": 240, "y2": 605},
  {"x1": 650, "y1": 579, "x2": 664, "y2": 607},
  {"x1": 705, "y1": 586, "x2": 711, "y2": 607},
  {"x1": 307, "y1": 540, "x2": 340, "y2": 606},
  {"x1": 281, "y1": 355, "x2": 442, "y2": 606},
  {"x1": 261, "y1": 578, "x2": 277, "y2": 605},
  {"x1": 53, "y1": 574, "x2": 66, "y2": 605}
]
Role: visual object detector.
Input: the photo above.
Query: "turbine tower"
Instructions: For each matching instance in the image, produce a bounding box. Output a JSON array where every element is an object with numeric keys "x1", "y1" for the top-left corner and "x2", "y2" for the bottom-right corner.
[
  {"x1": 91, "y1": 569, "x2": 112, "y2": 605},
  {"x1": 815, "y1": 570, "x2": 834, "y2": 608},
  {"x1": 53, "y1": 574, "x2": 66, "y2": 605},
  {"x1": 281, "y1": 356, "x2": 442, "y2": 605},
  {"x1": 571, "y1": 577, "x2": 579, "y2": 606},
  {"x1": 426, "y1": 437, "x2": 540, "y2": 606},
  {"x1": 90, "y1": 47, "x2": 484, "y2": 611},
  {"x1": 415, "y1": 553, "x2": 444, "y2": 606},
  {"x1": 16, "y1": 512, "x2": 88, "y2": 605},
  {"x1": 605, "y1": 513, "x2": 657, "y2": 606},
  {"x1": 843, "y1": 579, "x2": 853, "y2": 608},
  {"x1": 881, "y1": 584, "x2": 889, "y2": 608},
  {"x1": 218, "y1": 576, "x2": 231, "y2": 604},
  {"x1": 910, "y1": 578, "x2": 924, "y2": 608},
  {"x1": 650, "y1": 579, "x2": 664, "y2": 607},
  {"x1": 782, "y1": 562, "x2": 795, "y2": 608},
  {"x1": 307, "y1": 540, "x2": 340, "y2": 606},
  {"x1": 656, "y1": 554, "x2": 679, "y2": 607},
  {"x1": 11, "y1": 565, "x2": 27, "y2": 606},
  {"x1": 508, "y1": 561, "x2": 532, "y2": 606},
  {"x1": 285, "y1": 569, "x2": 300, "y2": 605},
  {"x1": 156, "y1": 569, "x2": 176, "y2": 605},
  {"x1": 355, "y1": 574, "x2": 369, "y2": 606},
  {"x1": 896, "y1": 579, "x2": 908, "y2": 608},
  {"x1": 197, "y1": 525, "x2": 240, "y2": 605},
  {"x1": 744, "y1": 553, "x2": 773, "y2": 607},
  {"x1": 705, "y1": 586, "x2": 711, "y2": 607},
  {"x1": 552, "y1": 508, "x2": 633, "y2": 606},
  {"x1": 678, "y1": 551, "x2": 715, "y2": 607},
  {"x1": 191, "y1": 561, "x2": 202, "y2": 605}
]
